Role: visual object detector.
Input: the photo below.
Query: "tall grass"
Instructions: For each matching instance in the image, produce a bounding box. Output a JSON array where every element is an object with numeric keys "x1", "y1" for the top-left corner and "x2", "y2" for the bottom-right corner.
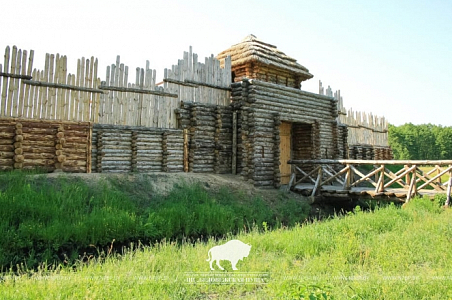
[
  {"x1": 0, "y1": 197, "x2": 451, "y2": 299},
  {"x1": 0, "y1": 172, "x2": 310, "y2": 270}
]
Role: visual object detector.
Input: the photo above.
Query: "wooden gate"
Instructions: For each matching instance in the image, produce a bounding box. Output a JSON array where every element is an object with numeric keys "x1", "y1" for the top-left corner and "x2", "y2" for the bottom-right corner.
[{"x1": 279, "y1": 122, "x2": 292, "y2": 184}]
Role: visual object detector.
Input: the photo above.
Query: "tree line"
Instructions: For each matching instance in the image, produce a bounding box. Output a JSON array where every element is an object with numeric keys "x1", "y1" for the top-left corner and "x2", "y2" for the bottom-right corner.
[{"x1": 388, "y1": 123, "x2": 452, "y2": 160}]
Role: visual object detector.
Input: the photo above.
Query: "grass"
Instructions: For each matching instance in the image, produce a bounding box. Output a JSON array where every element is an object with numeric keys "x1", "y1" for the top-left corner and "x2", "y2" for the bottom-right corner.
[
  {"x1": 0, "y1": 171, "x2": 310, "y2": 270},
  {"x1": 1, "y1": 196, "x2": 451, "y2": 299},
  {"x1": 1, "y1": 171, "x2": 451, "y2": 299}
]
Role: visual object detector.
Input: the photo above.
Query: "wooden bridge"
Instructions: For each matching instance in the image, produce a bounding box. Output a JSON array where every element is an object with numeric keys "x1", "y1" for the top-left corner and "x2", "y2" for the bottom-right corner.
[{"x1": 287, "y1": 160, "x2": 452, "y2": 204}]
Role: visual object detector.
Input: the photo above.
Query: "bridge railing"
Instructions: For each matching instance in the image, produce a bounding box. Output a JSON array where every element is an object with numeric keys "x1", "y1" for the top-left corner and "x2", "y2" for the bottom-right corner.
[{"x1": 287, "y1": 159, "x2": 452, "y2": 204}]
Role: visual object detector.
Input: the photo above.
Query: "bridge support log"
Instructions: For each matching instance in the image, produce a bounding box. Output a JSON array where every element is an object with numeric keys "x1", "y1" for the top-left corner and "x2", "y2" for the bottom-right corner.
[{"x1": 446, "y1": 170, "x2": 452, "y2": 207}]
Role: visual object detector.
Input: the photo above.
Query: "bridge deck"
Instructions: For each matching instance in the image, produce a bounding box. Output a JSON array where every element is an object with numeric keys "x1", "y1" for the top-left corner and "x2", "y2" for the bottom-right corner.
[{"x1": 293, "y1": 183, "x2": 441, "y2": 201}]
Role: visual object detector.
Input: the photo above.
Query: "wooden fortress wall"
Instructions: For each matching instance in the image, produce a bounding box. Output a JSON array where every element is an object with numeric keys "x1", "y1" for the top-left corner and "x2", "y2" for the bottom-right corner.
[
  {"x1": 176, "y1": 101, "x2": 233, "y2": 174},
  {"x1": 0, "y1": 118, "x2": 90, "y2": 172},
  {"x1": 231, "y1": 79, "x2": 342, "y2": 188},
  {"x1": 348, "y1": 145, "x2": 393, "y2": 160},
  {"x1": 91, "y1": 124, "x2": 184, "y2": 173}
]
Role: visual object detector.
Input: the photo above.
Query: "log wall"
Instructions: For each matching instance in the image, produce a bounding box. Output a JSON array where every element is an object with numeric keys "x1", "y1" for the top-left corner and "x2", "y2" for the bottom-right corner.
[
  {"x1": 232, "y1": 79, "x2": 343, "y2": 187},
  {"x1": 348, "y1": 145, "x2": 393, "y2": 160},
  {"x1": 175, "y1": 102, "x2": 233, "y2": 174},
  {"x1": 91, "y1": 124, "x2": 184, "y2": 173},
  {"x1": 0, "y1": 118, "x2": 90, "y2": 172}
]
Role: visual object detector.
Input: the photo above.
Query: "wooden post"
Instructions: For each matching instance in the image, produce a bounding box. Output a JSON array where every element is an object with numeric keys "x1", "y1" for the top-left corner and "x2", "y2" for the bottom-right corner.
[
  {"x1": 311, "y1": 166, "x2": 323, "y2": 196},
  {"x1": 445, "y1": 168, "x2": 452, "y2": 207},
  {"x1": 13, "y1": 122, "x2": 24, "y2": 170},
  {"x1": 96, "y1": 131, "x2": 103, "y2": 173},
  {"x1": 406, "y1": 170, "x2": 417, "y2": 202},
  {"x1": 54, "y1": 124, "x2": 66, "y2": 172},
  {"x1": 436, "y1": 165, "x2": 441, "y2": 184},
  {"x1": 287, "y1": 173, "x2": 296, "y2": 192},
  {"x1": 86, "y1": 123, "x2": 92, "y2": 173},
  {"x1": 131, "y1": 131, "x2": 137, "y2": 172},
  {"x1": 183, "y1": 128, "x2": 189, "y2": 172},
  {"x1": 375, "y1": 164, "x2": 385, "y2": 193},
  {"x1": 232, "y1": 111, "x2": 237, "y2": 175},
  {"x1": 342, "y1": 164, "x2": 352, "y2": 190},
  {"x1": 405, "y1": 165, "x2": 410, "y2": 186}
]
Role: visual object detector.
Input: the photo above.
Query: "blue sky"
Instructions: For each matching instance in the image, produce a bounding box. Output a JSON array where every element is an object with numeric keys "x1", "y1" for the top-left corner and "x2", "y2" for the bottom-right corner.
[{"x1": 2, "y1": 0, "x2": 451, "y2": 126}]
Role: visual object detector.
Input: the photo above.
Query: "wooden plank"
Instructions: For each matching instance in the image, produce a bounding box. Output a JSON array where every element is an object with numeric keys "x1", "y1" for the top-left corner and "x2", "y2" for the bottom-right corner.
[{"x1": 279, "y1": 121, "x2": 291, "y2": 184}]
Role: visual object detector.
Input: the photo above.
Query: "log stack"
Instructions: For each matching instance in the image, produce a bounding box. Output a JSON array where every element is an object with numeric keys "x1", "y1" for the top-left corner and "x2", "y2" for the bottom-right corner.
[
  {"x1": 13, "y1": 122, "x2": 24, "y2": 169},
  {"x1": 338, "y1": 125, "x2": 348, "y2": 159},
  {"x1": 163, "y1": 131, "x2": 184, "y2": 173},
  {"x1": 215, "y1": 106, "x2": 233, "y2": 174},
  {"x1": 54, "y1": 125, "x2": 65, "y2": 172},
  {"x1": 0, "y1": 120, "x2": 14, "y2": 171},
  {"x1": 91, "y1": 124, "x2": 184, "y2": 173},
  {"x1": 188, "y1": 103, "x2": 216, "y2": 173},
  {"x1": 0, "y1": 118, "x2": 90, "y2": 172},
  {"x1": 346, "y1": 144, "x2": 393, "y2": 160},
  {"x1": 231, "y1": 78, "x2": 340, "y2": 188},
  {"x1": 273, "y1": 113, "x2": 281, "y2": 188}
]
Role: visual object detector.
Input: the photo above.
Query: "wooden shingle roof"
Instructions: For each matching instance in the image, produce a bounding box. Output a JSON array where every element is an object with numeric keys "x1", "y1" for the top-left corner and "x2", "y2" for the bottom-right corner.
[{"x1": 217, "y1": 35, "x2": 313, "y2": 81}]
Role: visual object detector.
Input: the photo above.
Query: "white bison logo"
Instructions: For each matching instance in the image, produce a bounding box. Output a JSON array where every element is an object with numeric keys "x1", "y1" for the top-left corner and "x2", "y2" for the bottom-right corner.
[{"x1": 206, "y1": 239, "x2": 251, "y2": 271}]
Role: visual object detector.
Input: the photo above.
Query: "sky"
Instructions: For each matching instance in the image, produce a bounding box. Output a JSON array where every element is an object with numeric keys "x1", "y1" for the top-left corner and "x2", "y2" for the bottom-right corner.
[{"x1": 2, "y1": 0, "x2": 451, "y2": 126}]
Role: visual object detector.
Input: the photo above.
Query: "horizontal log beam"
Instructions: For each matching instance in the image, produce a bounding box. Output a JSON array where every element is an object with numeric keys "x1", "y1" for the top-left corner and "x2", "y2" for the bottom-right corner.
[
  {"x1": 0, "y1": 72, "x2": 33, "y2": 80},
  {"x1": 289, "y1": 159, "x2": 452, "y2": 165},
  {"x1": 98, "y1": 84, "x2": 178, "y2": 97},
  {"x1": 23, "y1": 80, "x2": 104, "y2": 94}
]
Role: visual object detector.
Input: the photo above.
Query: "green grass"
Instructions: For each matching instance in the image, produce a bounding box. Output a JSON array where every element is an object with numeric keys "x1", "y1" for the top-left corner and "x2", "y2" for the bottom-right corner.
[
  {"x1": 1, "y1": 171, "x2": 451, "y2": 299},
  {"x1": 0, "y1": 171, "x2": 310, "y2": 270},
  {"x1": 1, "y1": 197, "x2": 451, "y2": 299}
]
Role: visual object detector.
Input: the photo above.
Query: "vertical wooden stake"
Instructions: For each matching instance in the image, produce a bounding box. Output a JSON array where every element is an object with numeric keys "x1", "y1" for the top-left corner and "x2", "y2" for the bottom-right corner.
[
  {"x1": 232, "y1": 111, "x2": 237, "y2": 175},
  {"x1": 86, "y1": 123, "x2": 92, "y2": 173},
  {"x1": 436, "y1": 165, "x2": 441, "y2": 184},
  {"x1": 406, "y1": 170, "x2": 417, "y2": 202},
  {"x1": 405, "y1": 165, "x2": 410, "y2": 186},
  {"x1": 445, "y1": 168, "x2": 452, "y2": 207},
  {"x1": 311, "y1": 167, "x2": 323, "y2": 197},
  {"x1": 342, "y1": 164, "x2": 351, "y2": 190},
  {"x1": 183, "y1": 128, "x2": 189, "y2": 172}
]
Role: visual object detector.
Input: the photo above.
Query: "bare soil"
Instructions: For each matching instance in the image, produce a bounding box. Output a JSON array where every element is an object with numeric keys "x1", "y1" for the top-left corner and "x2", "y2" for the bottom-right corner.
[{"x1": 44, "y1": 171, "x2": 306, "y2": 203}]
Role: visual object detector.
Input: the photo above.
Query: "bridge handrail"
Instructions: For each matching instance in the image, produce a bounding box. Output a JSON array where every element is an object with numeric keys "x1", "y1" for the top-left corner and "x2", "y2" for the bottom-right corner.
[
  {"x1": 288, "y1": 159, "x2": 452, "y2": 165},
  {"x1": 288, "y1": 159, "x2": 452, "y2": 205}
]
